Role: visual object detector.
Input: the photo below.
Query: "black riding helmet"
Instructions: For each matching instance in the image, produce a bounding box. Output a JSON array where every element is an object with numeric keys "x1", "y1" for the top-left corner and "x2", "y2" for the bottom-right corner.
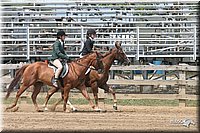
[
  {"x1": 57, "y1": 30, "x2": 67, "y2": 37},
  {"x1": 87, "y1": 29, "x2": 96, "y2": 36}
]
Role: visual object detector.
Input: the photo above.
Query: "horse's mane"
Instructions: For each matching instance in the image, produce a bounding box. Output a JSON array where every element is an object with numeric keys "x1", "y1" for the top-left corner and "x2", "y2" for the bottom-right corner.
[{"x1": 73, "y1": 52, "x2": 94, "y2": 62}]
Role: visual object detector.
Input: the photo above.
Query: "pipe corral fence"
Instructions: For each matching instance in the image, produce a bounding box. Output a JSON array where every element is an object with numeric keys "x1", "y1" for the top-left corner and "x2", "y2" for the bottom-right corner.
[{"x1": 1, "y1": 0, "x2": 199, "y2": 63}]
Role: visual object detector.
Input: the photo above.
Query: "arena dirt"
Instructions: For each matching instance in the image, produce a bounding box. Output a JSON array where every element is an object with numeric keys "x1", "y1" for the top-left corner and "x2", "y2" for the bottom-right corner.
[{"x1": 2, "y1": 102, "x2": 198, "y2": 132}]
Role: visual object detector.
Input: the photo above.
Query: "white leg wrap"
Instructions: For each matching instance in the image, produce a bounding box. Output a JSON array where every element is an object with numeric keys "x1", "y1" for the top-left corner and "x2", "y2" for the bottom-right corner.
[
  {"x1": 44, "y1": 107, "x2": 48, "y2": 111},
  {"x1": 67, "y1": 100, "x2": 77, "y2": 111},
  {"x1": 67, "y1": 100, "x2": 74, "y2": 108}
]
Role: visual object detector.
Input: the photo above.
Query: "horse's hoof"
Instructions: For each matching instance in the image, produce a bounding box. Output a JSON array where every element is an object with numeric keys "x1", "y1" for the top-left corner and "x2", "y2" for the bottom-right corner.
[
  {"x1": 44, "y1": 107, "x2": 48, "y2": 111},
  {"x1": 50, "y1": 105, "x2": 56, "y2": 112},
  {"x1": 72, "y1": 108, "x2": 78, "y2": 112},
  {"x1": 113, "y1": 105, "x2": 117, "y2": 110},
  {"x1": 12, "y1": 106, "x2": 19, "y2": 112},
  {"x1": 50, "y1": 108, "x2": 55, "y2": 112},
  {"x1": 94, "y1": 108, "x2": 102, "y2": 112},
  {"x1": 65, "y1": 109, "x2": 70, "y2": 113},
  {"x1": 37, "y1": 109, "x2": 44, "y2": 112}
]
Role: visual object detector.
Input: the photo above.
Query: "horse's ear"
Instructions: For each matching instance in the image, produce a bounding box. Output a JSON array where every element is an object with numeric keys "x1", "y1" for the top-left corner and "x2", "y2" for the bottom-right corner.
[{"x1": 115, "y1": 41, "x2": 121, "y2": 49}]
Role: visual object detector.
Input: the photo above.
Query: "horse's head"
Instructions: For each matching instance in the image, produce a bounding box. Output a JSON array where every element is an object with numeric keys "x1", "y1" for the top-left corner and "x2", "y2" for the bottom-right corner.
[
  {"x1": 90, "y1": 51, "x2": 104, "y2": 73},
  {"x1": 112, "y1": 41, "x2": 131, "y2": 66}
]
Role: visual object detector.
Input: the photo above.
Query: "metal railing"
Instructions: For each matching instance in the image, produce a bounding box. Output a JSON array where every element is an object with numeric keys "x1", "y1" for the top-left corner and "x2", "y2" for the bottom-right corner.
[
  {"x1": 1, "y1": 0, "x2": 199, "y2": 61},
  {"x1": 1, "y1": 26, "x2": 198, "y2": 60}
]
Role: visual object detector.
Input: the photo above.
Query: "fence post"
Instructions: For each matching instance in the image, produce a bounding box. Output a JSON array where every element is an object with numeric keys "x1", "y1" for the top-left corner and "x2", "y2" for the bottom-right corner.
[
  {"x1": 193, "y1": 26, "x2": 196, "y2": 61},
  {"x1": 178, "y1": 67, "x2": 186, "y2": 107},
  {"x1": 130, "y1": 70, "x2": 134, "y2": 79},
  {"x1": 136, "y1": 27, "x2": 140, "y2": 60},
  {"x1": 80, "y1": 26, "x2": 84, "y2": 52},
  {"x1": 98, "y1": 88, "x2": 105, "y2": 110},
  {"x1": 26, "y1": 26, "x2": 30, "y2": 61},
  {"x1": 110, "y1": 70, "x2": 115, "y2": 79}
]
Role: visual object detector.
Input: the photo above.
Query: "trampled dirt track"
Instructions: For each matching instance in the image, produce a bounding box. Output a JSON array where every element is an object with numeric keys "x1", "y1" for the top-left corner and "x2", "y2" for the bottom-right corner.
[{"x1": 3, "y1": 103, "x2": 199, "y2": 132}]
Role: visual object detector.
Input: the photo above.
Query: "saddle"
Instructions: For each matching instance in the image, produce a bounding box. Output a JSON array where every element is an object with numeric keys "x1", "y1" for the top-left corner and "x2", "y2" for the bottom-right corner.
[{"x1": 48, "y1": 61, "x2": 69, "y2": 87}]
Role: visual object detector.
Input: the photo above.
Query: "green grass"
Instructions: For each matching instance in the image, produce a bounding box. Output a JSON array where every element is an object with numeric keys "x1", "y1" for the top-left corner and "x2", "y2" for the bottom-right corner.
[{"x1": 3, "y1": 97, "x2": 199, "y2": 107}]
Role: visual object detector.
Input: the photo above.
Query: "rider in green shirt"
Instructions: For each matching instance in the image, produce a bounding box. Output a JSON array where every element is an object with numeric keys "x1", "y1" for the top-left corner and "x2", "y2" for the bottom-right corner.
[{"x1": 49, "y1": 30, "x2": 70, "y2": 87}]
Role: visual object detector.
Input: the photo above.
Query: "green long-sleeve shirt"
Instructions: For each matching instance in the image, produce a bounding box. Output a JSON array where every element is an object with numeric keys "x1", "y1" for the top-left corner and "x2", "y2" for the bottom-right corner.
[{"x1": 48, "y1": 39, "x2": 69, "y2": 60}]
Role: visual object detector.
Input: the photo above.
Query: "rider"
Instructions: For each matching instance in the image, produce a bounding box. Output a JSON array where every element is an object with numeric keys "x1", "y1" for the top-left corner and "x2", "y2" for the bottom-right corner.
[
  {"x1": 49, "y1": 30, "x2": 70, "y2": 88},
  {"x1": 79, "y1": 29, "x2": 101, "y2": 74},
  {"x1": 80, "y1": 29, "x2": 99, "y2": 57}
]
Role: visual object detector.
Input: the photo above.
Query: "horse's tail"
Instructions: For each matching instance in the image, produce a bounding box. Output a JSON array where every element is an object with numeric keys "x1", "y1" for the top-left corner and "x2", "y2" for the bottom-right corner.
[{"x1": 5, "y1": 64, "x2": 29, "y2": 100}]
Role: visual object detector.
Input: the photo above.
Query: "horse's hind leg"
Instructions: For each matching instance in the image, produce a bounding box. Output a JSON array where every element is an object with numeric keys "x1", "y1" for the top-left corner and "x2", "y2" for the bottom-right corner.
[
  {"x1": 5, "y1": 83, "x2": 31, "y2": 111},
  {"x1": 43, "y1": 87, "x2": 58, "y2": 111},
  {"x1": 31, "y1": 82, "x2": 43, "y2": 112}
]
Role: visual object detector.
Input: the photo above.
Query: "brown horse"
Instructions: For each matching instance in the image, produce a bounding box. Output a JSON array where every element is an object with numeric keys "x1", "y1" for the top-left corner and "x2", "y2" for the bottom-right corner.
[
  {"x1": 86, "y1": 42, "x2": 130, "y2": 110},
  {"x1": 45, "y1": 41, "x2": 130, "y2": 111},
  {"x1": 5, "y1": 52, "x2": 104, "y2": 112}
]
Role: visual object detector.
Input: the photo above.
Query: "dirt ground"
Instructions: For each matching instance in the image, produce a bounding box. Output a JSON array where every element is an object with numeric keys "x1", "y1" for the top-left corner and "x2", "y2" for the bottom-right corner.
[{"x1": 2, "y1": 101, "x2": 199, "y2": 132}]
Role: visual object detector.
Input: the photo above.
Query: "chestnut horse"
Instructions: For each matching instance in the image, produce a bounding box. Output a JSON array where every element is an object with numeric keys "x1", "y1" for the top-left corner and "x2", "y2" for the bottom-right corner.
[
  {"x1": 44, "y1": 41, "x2": 130, "y2": 111},
  {"x1": 5, "y1": 52, "x2": 104, "y2": 112}
]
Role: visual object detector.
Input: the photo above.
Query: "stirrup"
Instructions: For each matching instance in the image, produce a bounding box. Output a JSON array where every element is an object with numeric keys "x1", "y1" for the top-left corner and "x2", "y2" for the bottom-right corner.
[
  {"x1": 53, "y1": 79, "x2": 59, "y2": 88},
  {"x1": 53, "y1": 82, "x2": 58, "y2": 88}
]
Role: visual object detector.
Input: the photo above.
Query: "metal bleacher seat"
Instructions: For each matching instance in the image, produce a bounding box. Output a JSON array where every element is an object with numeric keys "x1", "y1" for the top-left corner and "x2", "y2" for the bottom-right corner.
[{"x1": 1, "y1": 0, "x2": 199, "y2": 62}]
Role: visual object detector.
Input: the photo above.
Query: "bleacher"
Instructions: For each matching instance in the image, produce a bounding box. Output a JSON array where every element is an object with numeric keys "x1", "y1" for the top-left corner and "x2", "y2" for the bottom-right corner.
[{"x1": 1, "y1": 0, "x2": 199, "y2": 63}]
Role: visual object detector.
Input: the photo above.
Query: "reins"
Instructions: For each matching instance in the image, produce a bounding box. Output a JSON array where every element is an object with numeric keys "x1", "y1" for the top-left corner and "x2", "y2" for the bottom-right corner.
[{"x1": 70, "y1": 54, "x2": 101, "y2": 84}]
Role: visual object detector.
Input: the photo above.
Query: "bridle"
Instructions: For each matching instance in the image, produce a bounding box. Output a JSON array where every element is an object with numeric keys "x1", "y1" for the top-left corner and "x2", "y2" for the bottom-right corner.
[{"x1": 116, "y1": 48, "x2": 126, "y2": 61}]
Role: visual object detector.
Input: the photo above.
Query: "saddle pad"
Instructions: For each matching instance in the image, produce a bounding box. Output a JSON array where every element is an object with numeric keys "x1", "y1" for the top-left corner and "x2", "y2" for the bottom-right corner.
[{"x1": 48, "y1": 63, "x2": 69, "y2": 78}]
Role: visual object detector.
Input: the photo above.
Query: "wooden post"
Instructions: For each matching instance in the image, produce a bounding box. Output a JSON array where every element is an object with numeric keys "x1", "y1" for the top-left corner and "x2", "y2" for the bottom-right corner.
[
  {"x1": 130, "y1": 70, "x2": 134, "y2": 79},
  {"x1": 110, "y1": 70, "x2": 115, "y2": 79},
  {"x1": 98, "y1": 88, "x2": 105, "y2": 110},
  {"x1": 10, "y1": 69, "x2": 15, "y2": 78},
  {"x1": 178, "y1": 69, "x2": 186, "y2": 107},
  {"x1": 141, "y1": 70, "x2": 152, "y2": 93}
]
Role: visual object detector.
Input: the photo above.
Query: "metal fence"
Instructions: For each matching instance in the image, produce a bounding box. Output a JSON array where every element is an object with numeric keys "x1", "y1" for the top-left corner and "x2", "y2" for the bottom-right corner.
[{"x1": 1, "y1": 0, "x2": 199, "y2": 61}]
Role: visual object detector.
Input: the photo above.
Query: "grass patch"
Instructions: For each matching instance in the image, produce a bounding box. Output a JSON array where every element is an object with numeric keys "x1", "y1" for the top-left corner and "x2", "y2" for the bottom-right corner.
[
  {"x1": 3, "y1": 97, "x2": 199, "y2": 107},
  {"x1": 105, "y1": 99, "x2": 179, "y2": 106},
  {"x1": 186, "y1": 100, "x2": 199, "y2": 107}
]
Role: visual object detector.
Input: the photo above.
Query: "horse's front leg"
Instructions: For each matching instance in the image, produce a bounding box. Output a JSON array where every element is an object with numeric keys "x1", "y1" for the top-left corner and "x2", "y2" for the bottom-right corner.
[
  {"x1": 108, "y1": 86, "x2": 117, "y2": 110},
  {"x1": 77, "y1": 84, "x2": 96, "y2": 110},
  {"x1": 43, "y1": 86, "x2": 58, "y2": 111},
  {"x1": 101, "y1": 84, "x2": 117, "y2": 110},
  {"x1": 62, "y1": 86, "x2": 71, "y2": 112},
  {"x1": 91, "y1": 82, "x2": 100, "y2": 110}
]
